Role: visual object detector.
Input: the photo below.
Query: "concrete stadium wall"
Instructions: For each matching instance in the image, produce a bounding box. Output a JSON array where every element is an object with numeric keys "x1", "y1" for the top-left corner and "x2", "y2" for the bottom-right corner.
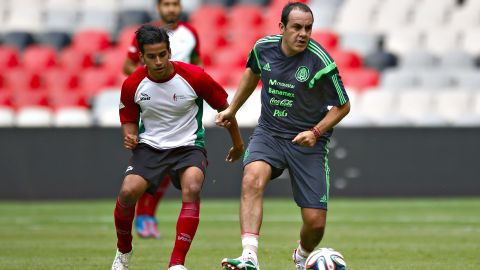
[{"x1": 0, "y1": 127, "x2": 479, "y2": 200}]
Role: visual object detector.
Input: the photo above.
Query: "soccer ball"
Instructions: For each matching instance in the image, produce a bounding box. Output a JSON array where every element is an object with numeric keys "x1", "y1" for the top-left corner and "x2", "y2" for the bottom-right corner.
[{"x1": 305, "y1": 248, "x2": 347, "y2": 270}]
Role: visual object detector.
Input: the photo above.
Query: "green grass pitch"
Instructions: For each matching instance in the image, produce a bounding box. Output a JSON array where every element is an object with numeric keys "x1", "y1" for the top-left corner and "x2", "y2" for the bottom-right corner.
[{"x1": 1, "y1": 198, "x2": 479, "y2": 269}]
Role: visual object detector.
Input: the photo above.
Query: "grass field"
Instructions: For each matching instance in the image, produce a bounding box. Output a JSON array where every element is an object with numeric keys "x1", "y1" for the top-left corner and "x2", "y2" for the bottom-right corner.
[{"x1": 1, "y1": 198, "x2": 479, "y2": 270}]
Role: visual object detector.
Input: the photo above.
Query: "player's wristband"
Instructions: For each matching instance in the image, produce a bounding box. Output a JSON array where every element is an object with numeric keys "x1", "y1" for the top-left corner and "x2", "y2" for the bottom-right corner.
[{"x1": 309, "y1": 127, "x2": 321, "y2": 140}]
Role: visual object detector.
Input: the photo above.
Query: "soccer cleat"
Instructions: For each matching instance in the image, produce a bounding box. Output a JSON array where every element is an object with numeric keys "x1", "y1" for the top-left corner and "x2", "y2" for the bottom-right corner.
[
  {"x1": 111, "y1": 249, "x2": 132, "y2": 270},
  {"x1": 168, "y1": 265, "x2": 188, "y2": 270},
  {"x1": 292, "y1": 249, "x2": 307, "y2": 270},
  {"x1": 135, "y1": 215, "x2": 161, "y2": 239},
  {"x1": 221, "y1": 256, "x2": 259, "y2": 270}
]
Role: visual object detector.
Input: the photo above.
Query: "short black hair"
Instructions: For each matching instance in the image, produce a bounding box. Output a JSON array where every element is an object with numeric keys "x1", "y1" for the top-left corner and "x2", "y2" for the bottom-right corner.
[
  {"x1": 281, "y1": 2, "x2": 314, "y2": 27},
  {"x1": 135, "y1": 24, "x2": 170, "y2": 54}
]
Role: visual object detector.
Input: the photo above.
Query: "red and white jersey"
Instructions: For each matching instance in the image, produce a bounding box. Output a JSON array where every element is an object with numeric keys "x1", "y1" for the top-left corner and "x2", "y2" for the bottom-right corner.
[
  {"x1": 127, "y1": 21, "x2": 200, "y2": 64},
  {"x1": 119, "y1": 61, "x2": 227, "y2": 150}
]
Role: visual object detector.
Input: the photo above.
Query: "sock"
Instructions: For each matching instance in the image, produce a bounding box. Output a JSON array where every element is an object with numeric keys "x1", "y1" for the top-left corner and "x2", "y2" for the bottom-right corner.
[
  {"x1": 136, "y1": 176, "x2": 171, "y2": 216},
  {"x1": 241, "y1": 232, "x2": 259, "y2": 262},
  {"x1": 114, "y1": 198, "x2": 136, "y2": 253},
  {"x1": 168, "y1": 201, "x2": 200, "y2": 267},
  {"x1": 296, "y1": 242, "x2": 311, "y2": 259}
]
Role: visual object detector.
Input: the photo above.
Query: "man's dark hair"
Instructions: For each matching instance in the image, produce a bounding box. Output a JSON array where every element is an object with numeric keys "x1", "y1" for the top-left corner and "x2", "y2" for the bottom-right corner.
[
  {"x1": 135, "y1": 24, "x2": 170, "y2": 54},
  {"x1": 281, "y1": 2, "x2": 314, "y2": 27}
]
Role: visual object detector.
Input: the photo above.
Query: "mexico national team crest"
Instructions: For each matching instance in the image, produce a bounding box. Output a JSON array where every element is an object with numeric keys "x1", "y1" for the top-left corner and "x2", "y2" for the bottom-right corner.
[{"x1": 295, "y1": 66, "x2": 310, "y2": 82}]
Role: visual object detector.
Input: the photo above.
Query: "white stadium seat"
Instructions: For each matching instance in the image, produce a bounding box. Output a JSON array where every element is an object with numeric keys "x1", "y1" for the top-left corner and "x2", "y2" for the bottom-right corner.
[
  {"x1": 434, "y1": 89, "x2": 472, "y2": 125},
  {"x1": 91, "y1": 88, "x2": 121, "y2": 127},
  {"x1": 0, "y1": 106, "x2": 15, "y2": 127},
  {"x1": 358, "y1": 89, "x2": 409, "y2": 126},
  {"x1": 396, "y1": 90, "x2": 447, "y2": 126},
  {"x1": 15, "y1": 107, "x2": 53, "y2": 127},
  {"x1": 53, "y1": 107, "x2": 93, "y2": 127}
]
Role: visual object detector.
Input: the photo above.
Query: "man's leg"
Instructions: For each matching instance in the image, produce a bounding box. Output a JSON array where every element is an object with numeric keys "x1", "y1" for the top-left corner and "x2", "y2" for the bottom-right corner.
[
  {"x1": 222, "y1": 161, "x2": 271, "y2": 270},
  {"x1": 292, "y1": 208, "x2": 327, "y2": 269},
  {"x1": 112, "y1": 174, "x2": 149, "y2": 270},
  {"x1": 135, "y1": 176, "x2": 171, "y2": 238},
  {"x1": 168, "y1": 167, "x2": 204, "y2": 268}
]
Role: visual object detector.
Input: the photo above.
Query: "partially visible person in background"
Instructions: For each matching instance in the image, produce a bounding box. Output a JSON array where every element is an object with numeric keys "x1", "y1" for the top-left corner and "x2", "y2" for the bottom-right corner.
[{"x1": 122, "y1": 0, "x2": 202, "y2": 239}]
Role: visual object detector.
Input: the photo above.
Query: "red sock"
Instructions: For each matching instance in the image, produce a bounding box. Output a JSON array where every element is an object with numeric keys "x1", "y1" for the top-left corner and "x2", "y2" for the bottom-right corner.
[
  {"x1": 136, "y1": 176, "x2": 171, "y2": 216},
  {"x1": 168, "y1": 201, "x2": 200, "y2": 267},
  {"x1": 114, "y1": 198, "x2": 136, "y2": 253}
]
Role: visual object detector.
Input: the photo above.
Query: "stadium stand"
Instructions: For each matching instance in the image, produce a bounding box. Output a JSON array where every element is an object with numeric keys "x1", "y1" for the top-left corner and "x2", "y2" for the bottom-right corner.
[{"x1": 0, "y1": 0, "x2": 479, "y2": 127}]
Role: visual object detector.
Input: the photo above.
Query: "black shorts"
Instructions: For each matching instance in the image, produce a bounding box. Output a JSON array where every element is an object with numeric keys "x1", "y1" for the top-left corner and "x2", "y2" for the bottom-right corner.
[
  {"x1": 243, "y1": 128, "x2": 331, "y2": 209},
  {"x1": 125, "y1": 143, "x2": 207, "y2": 194}
]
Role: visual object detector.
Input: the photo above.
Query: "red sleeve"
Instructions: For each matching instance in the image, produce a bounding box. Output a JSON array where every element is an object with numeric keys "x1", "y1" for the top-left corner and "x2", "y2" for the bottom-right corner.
[
  {"x1": 179, "y1": 22, "x2": 201, "y2": 57},
  {"x1": 174, "y1": 62, "x2": 227, "y2": 110},
  {"x1": 119, "y1": 69, "x2": 145, "y2": 123},
  {"x1": 127, "y1": 35, "x2": 140, "y2": 62}
]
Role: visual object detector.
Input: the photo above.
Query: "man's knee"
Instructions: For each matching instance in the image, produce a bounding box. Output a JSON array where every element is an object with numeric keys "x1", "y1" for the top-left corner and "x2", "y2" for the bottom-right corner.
[{"x1": 119, "y1": 175, "x2": 147, "y2": 203}]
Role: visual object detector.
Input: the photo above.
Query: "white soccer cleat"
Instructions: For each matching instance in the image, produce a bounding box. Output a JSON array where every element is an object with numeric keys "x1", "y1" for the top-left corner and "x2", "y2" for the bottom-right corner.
[
  {"x1": 111, "y1": 249, "x2": 132, "y2": 270},
  {"x1": 292, "y1": 249, "x2": 307, "y2": 270},
  {"x1": 221, "y1": 256, "x2": 260, "y2": 270},
  {"x1": 168, "y1": 265, "x2": 188, "y2": 270}
]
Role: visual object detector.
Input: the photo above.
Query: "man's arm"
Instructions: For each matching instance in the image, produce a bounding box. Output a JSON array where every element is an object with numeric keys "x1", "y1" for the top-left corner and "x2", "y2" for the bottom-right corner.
[
  {"x1": 292, "y1": 101, "x2": 351, "y2": 147},
  {"x1": 123, "y1": 58, "x2": 138, "y2": 76},
  {"x1": 218, "y1": 104, "x2": 244, "y2": 162},
  {"x1": 121, "y1": 122, "x2": 139, "y2": 150},
  {"x1": 215, "y1": 68, "x2": 260, "y2": 127}
]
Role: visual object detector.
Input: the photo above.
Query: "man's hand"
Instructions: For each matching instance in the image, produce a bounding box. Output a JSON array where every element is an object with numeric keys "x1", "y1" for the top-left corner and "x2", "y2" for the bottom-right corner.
[
  {"x1": 215, "y1": 108, "x2": 234, "y2": 128},
  {"x1": 292, "y1": 131, "x2": 317, "y2": 147},
  {"x1": 225, "y1": 145, "x2": 244, "y2": 162},
  {"x1": 124, "y1": 134, "x2": 139, "y2": 150}
]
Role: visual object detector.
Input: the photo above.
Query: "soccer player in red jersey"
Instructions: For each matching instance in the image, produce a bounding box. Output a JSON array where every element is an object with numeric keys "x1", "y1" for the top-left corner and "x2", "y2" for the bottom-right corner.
[
  {"x1": 122, "y1": 0, "x2": 202, "y2": 239},
  {"x1": 111, "y1": 25, "x2": 244, "y2": 270}
]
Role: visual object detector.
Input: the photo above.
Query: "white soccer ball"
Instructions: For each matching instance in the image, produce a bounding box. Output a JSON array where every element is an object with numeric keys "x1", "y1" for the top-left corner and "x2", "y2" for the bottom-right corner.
[{"x1": 305, "y1": 248, "x2": 347, "y2": 270}]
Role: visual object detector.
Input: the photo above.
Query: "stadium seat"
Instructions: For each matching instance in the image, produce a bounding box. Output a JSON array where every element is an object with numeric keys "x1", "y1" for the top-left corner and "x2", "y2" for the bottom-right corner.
[
  {"x1": 310, "y1": 4, "x2": 338, "y2": 30},
  {"x1": 363, "y1": 50, "x2": 398, "y2": 71},
  {"x1": 384, "y1": 28, "x2": 423, "y2": 56},
  {"x1": 448, "y1": 5, "x2": 480, "y2": 31},
  {"x1": 341, "y1": 68, "x2": 380, "y2": 92},
  {"x1": 424, "y1": 28, "x2": 461, "y2": 55},
  {"x1": 410, "y1": 0, "x2": 453, "y2": 30},
  {"x1": 44, "y1": 9, "x2": 78, "y2": 33},
  {"x1": 439, "y1": 51, "x2": 476, "y2": 70},
  {"x1": 417, "y1": 70, "x2": 455, "y2": 89},
  {"x1": 0, "y1": 106, "x2": 15, "y2": 127},
  {"x1": 2, "y1": 31, "x2": 35, "y2": 51},
  {"x1": 434, "y1": 89, "x2": 472, "y2": 125},
  {"x1": 189, "y1": 5, "x2": 227, "y2": 30},
  {"x1": 53, "y1": 107, "x2": 93, "y2": 127},
  {"x1": 117, "y1": 10, "x2": 151, "y2": 32},
  {"x1": 4, "y1": 68, "x2": 43, "y2": 92},
  {"x1": 204, "y1": 67, "x2": 232, "y2": 88},
  {"x1": 15, "y1": 106, "x2": 53, "y2": 127},
  {"x1": 358, "y1": 89, "x2": 409, "y2": 126},
  {"x1": 115, "y1": 25, "x2": 139, "y2": 51},
  {"x1": 76, "y1": 10, "x2": 117, "y2": 33},
  {"x1": 460, "y1": 28, "x2": 480, "y2": 56},
  {"x1": 91, "y1": 88, "x2": 121, "y2": 127},
  {"x1": 311, "y1": 31, "x2": 338, "y2": 52},
  {"x1": 35, "y1": 31, "x2": 72, "y2": 51},
  {"x1": 453, "y1": 70, "x2": 480, "y2": 90},
  {"x1": 381, "y1": 68, "x2": 419, "y2": 90},
  {"x1": 334, "y1": 0, "x2": 378, "y2": 33},
  {"x1": 99, "y1": 48, "x2": 127, "y2": 76},
  {"x1": 22, "y1": 46, "x2": 57, "y2": 73},
  {"x1": 329, "y1": 50, "x2": 362, "y2": 71},
  {"x1": 210, "y1": 47, "x2": 247, "y2": 69},
  {"x1": 14, "y1": 89, "x2": 50, "y2": 109},
  {"x1": 373, "y1": 0, "x2": 416, "y2": 34},
  {"x1": 396, "y1": 90, "x2": 447, "y2": 126},
  {"x1": 336, "y1": 90, "x2": 373, "y2": 127},
  {"x1": 236, "y1": 89, "x2": 261, "y2": 127},
  {"x1": 400, "y1": 50, "x2": 438, "y2": 68},
  {"x1": 79, "y1": 67, "x2": 117, "y2": 99},
  {"x1": 118, "y1": 0, "x2": 156, "y2": 11},
  {"x1": 229, "y1": 4, "x2": 264, "y2": 28},
  {"x1": 453, "y1": 92, "x2": 480, "y2": 126},
  {"x1": 71, "y1": 30, "x2": 111, "y2": 54},
  {"x1": 0, "y1": 46, "x2": 20, "y2": 72},
  {"x1": 58, "y1": 47, "x2": 94, "y2": 73},
  {"x1": 81, "y1": 0, "x2": 118, "y2": 10},
  {"x1": 3, "y1": 7, "x2": 44, "y2": 32},
  {"x1": 340, "y1": 32, "x2": 381, "y2": 56}
]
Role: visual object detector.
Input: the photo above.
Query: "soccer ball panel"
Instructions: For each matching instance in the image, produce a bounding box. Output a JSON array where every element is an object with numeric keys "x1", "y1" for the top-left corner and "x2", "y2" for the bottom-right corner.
[{"x1": 305, "y1": 248, "x2": 347, "y2": 270}]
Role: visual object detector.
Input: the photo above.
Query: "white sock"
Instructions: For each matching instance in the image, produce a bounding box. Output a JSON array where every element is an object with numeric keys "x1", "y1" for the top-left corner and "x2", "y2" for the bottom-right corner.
[
  {"x1": 241, "y1": 233, "x2": 259, "y2": 262},
  {"x1": 296, "y1": 243, "x2": 310, "y2": 259}
]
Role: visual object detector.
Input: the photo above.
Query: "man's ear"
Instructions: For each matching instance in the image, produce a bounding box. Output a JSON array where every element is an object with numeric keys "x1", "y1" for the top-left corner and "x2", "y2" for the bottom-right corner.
[{"x1": 279, "y1": 22, "x2": 286, "y2": 33}]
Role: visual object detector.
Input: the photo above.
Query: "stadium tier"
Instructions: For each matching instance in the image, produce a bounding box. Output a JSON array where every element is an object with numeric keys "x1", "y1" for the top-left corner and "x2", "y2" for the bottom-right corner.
[{"x1": 0, "y1": 0, "x2": 479, "y2": 127}]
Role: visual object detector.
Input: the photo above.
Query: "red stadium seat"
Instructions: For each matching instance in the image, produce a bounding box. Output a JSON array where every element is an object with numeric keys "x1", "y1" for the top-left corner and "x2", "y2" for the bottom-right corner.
[
  {"x1": 100, "y1": 48, "x2": 127, "y2": 75},
  {"x1": 0, "y1": 90, "x2": 13, "y2": 107},
  {"x1": 4, "y1": 68, "x2": 43, "y2": 92},
  {"x1": 190, "y1": 5, "x2": 227, "y2": 30},
  {"x1": 0, "y1": 46, "x2": 20, "y2": 72},
  {"x1": 205, "y1": 66, "x2": 231, "y2": 88},
  {"x1": 228, "y1": 29, "x2": 265, "y2": 56},
  {"x1": 329, "y1": 50, "x2": 363, "y2": 71},
  {"x1": 116, "y1": 25, "x2": 139, "y2": 51},
  {"x1": 43, "y1": 68, "x2": 79, "y2": 92},
  {"x1": 79, "y1": 67, "x2": 117, "y2": 98},
  {"x1": 311, "y1": 31, "x2": 338, "y2": 52},
  {"x1": 230, "y1": 4, "x2": 264, "y2": 28},
  {"x1": 341, "y1": 68, "x2": 380, "y2": 92},
  {"x1": 210, "y1": 47, "x2": 248, "y2": 70},
  {"x1": 71, "y1": 29, "x2": 111, "y2": 54},
  {"x1": 58, "y1": 47, "x2": 94, "y2": 73},
  {"x1": 13, "y1": 89, "x2": 50, "y2": 109},
  {"x1": 22, "y1": 45, "x2": 57, "y2": 73},
  {"x1": 197, "y1": 30, "x2": 228, "y2": 63}
]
